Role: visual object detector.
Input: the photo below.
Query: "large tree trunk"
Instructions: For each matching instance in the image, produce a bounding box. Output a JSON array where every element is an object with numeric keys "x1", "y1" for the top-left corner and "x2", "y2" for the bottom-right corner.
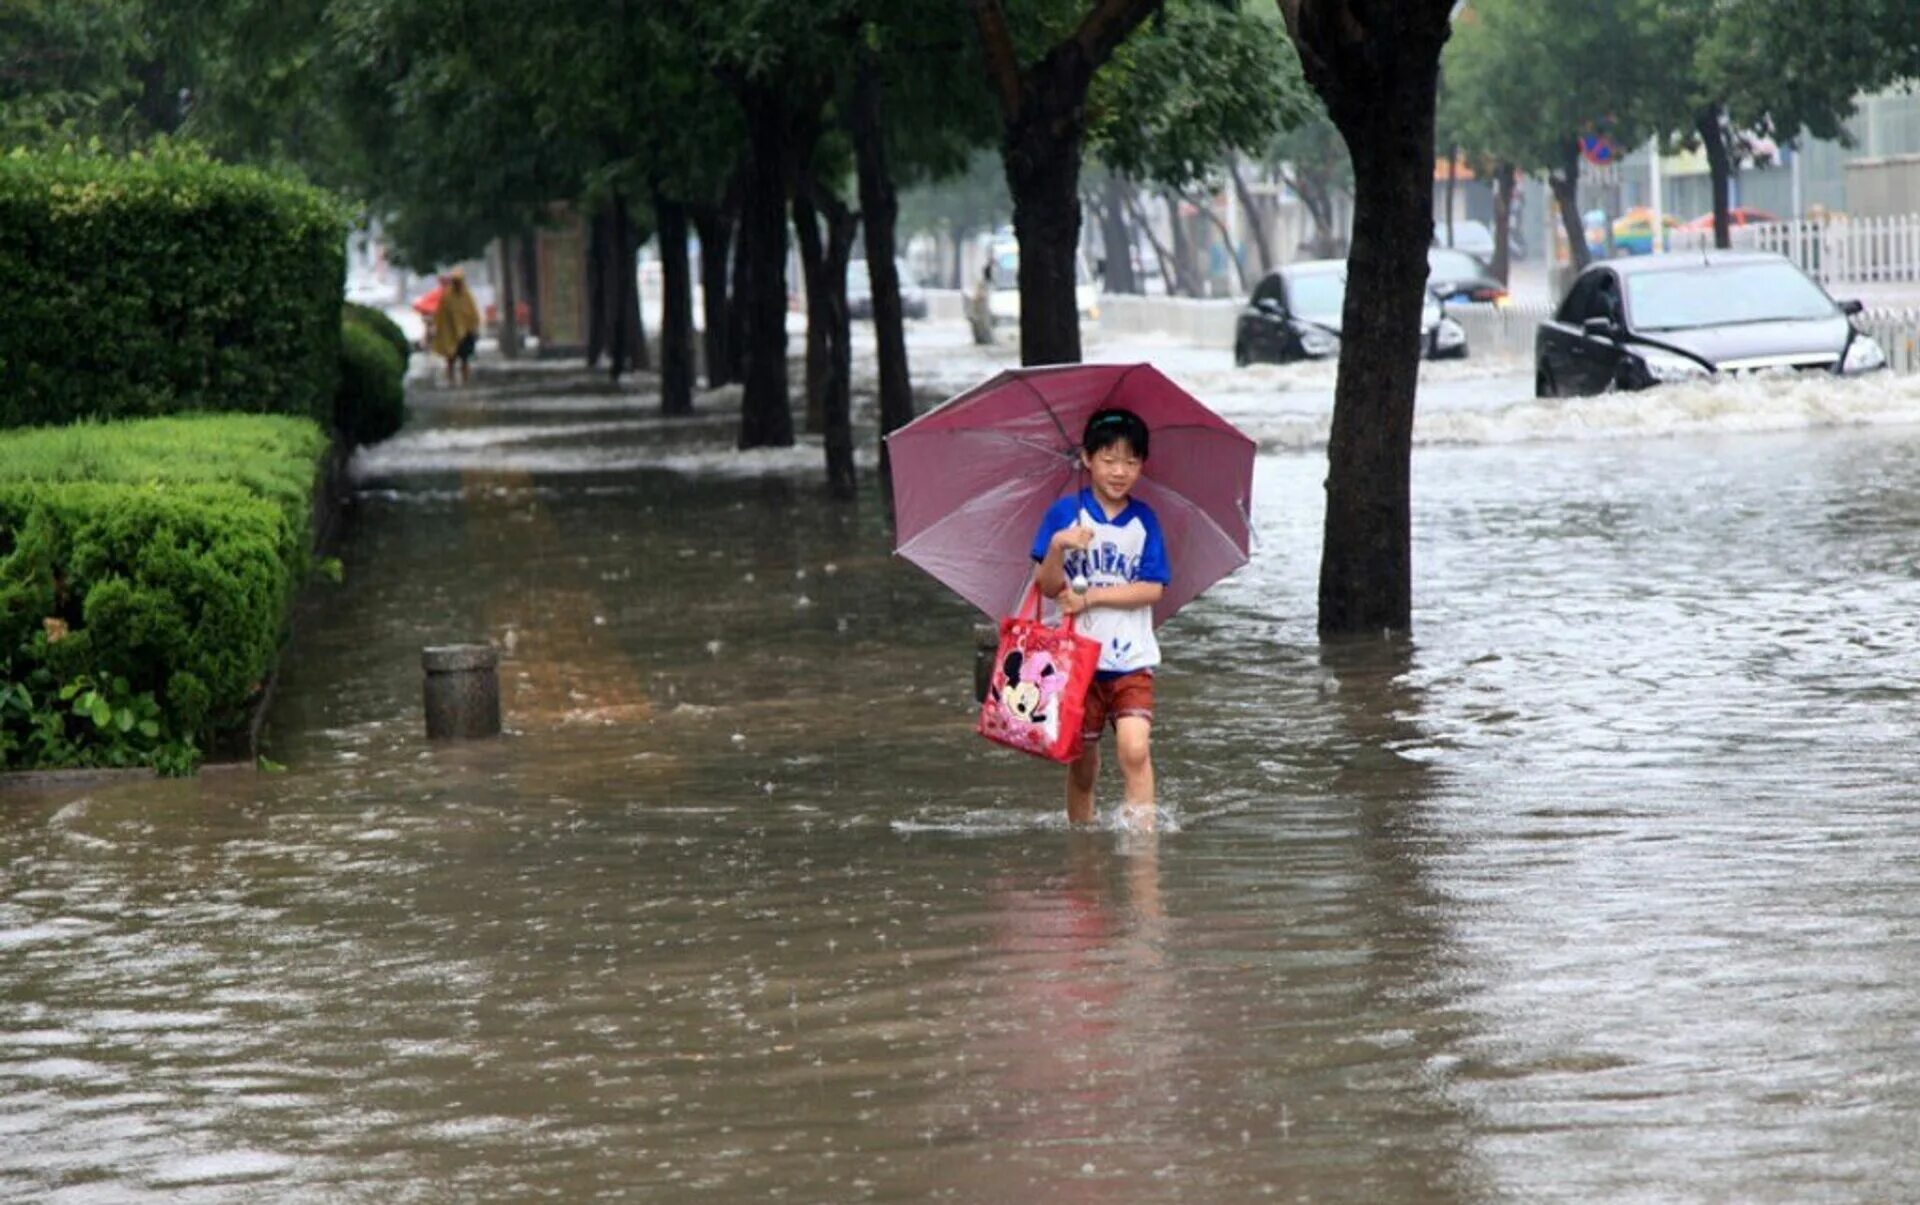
[
  {"x1": 1490, "y1": 161, "x2": 1516, "y2": 285},
  {"x1": 1099, "y1": 175, "x2": 1140, "y2": 294},
  {"x1": 1229, "y1": 159, "x2": 1276, "y2": 276},
  {"x1": 656, "y1": 194, "x2": 696, "y2": 416},
  {"x1": 1697, "y1": 104, "x2": 1734, "y2": 250},
  {"x1": 792, "y1": 191, "x2": 830, "y2": 435},
  {"x1": 736, "y1": 81, "x2": 794, "y2": 449},
  {"x1": 1280, "y1": 0, "x2": 1453, "y2": 637},
  {"x1": 690, "y1": 201, "x2": 733, "y2": 387},
  {"x1": 849, "y1": 45, "x2": 915, "y2": 479},
  {"x1": 1004, "y1": 63, "x2": 1093, "y2": 364}
]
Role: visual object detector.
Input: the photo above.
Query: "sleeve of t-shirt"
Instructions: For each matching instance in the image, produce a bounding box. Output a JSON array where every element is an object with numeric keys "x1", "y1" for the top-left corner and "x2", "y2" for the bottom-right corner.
[
  {"x1": 1029, "y1": 496, "x2": 1080, "y2": 562},
  {"x1": 1136, "y1": 504, "x2": 1171, "y2": 583}
]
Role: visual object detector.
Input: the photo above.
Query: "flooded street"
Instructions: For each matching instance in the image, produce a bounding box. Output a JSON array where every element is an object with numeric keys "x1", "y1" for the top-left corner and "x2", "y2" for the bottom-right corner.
[{"x1": 7, "y1": 341, "x2": 1920, "y2": 1201}]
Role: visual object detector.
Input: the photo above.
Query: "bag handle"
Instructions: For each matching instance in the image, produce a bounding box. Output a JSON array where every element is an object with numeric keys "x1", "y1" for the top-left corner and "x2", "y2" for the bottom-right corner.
[{"x1": 1018, "y1": 581, "x2": 1081, "y2": 635}]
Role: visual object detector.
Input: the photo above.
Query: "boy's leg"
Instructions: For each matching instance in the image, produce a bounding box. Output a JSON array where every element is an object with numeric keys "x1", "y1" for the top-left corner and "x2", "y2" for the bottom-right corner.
[
  {"x1": 1066, "y1": 743, "x2": 1099, "y2": 824},
  {"x1": 1114, "y1": 716, "x2": 1154, "y2": 827},
  {"x1": 1067, "y1": 678, "x2": 1110, "y2": 824},
  {"x1": 1111, "y1": 672, "x2": 1156, "y2": 827}
]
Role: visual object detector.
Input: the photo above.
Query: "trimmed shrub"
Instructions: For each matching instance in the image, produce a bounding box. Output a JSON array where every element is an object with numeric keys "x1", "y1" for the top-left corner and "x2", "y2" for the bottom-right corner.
[
  {"x1": 0, "y1": 149, "x2": 348, "y2": 429},
  {"x1": 336, "y1": 320, "x2": 407, "y2": 445},
  {"x1": 345, "y1": 301, "x2": 411, "y2": 366},
  {"x1": 0, "y1": 415, "x2": 328, "y2": 770}
]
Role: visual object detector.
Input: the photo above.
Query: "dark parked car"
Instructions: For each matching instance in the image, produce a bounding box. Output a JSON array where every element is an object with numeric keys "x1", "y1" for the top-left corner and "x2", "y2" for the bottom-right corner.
[
  {"x1": 1235, "y1": 259, "x2": 1466, "y2": 366},
  {"x1": 1426, "y1": 247, "x2": 1508, "y2": 305},
  {"x1": 1534, "y1": 251, "x2": 1888, "y2": 398}
]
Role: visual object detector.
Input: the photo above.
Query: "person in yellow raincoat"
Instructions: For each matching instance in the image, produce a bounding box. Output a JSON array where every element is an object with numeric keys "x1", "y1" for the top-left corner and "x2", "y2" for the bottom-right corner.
[{"x1": 429, "y1": 268, "x2": 483, "y2": 386}]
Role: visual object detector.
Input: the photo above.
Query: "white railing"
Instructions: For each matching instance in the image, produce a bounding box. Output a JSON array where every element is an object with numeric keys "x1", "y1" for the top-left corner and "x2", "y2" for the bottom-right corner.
[{"x1": 1671, "y1": 214, "x2": 1920, "y2": 287}]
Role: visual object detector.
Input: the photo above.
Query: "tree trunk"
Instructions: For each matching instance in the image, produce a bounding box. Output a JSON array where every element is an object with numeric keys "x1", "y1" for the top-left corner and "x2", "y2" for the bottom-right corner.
[
  {"x1": 1003, "y1": 61, "x2": 1092, "y2": 365},
  {"x1": 586, "y1": 203, "x2": 607, "y2": 368},
  {"x1": 1551, "y1": 148, "x2": 1589, "y2": 271},
  {"x1": 849, "y1": 45, "x2": 915, "y2": 480},
  {"x1": 1698, "y1": 104, "x2": 1734, "y2": 250},
  {"x1": 690, "y1": 202, "x2": 733, "y2": 387},
  {"x1": 1490, "y1": 161, "x2": 1515, "y2": 285},
  {"x1": 519, "y1": 232, "x2": 542, "y2": 347},
  {"x1": 792, "y1": 190, "x2": 829, "y2": 435},
  {"x1": 1187, "y1": 188, "x2": 1248, "y2": 294},
  {"x1": 1287, "y1": 168, "x2": 1339, "y2": 258},
  {"x1": 1280, "y1": 0, "x2": 1453, "y2": 637},
  {"x1": 496, "y1": 237, "x2": 522, "y2": 358},
  {"x1": 1444, "y1": 143, "x2": 1458, "y2": 247},
  {"x1": 656, "y1": 194, "x2": 696, "y2": 416},
  {"x1": 622, "y1": 200, "x2": 649, "y2": 376},
  {"x1": 737, "y1": 81, "x2": 794, "y2": 449},
  {"x1": 1166, "y1": 190, "x2": 1206, "y2": 296},
  {"x1": 1229, "y1": 159, "x2": 1275, "y2": 276},
  {"x1": 727, "y1": 204, "x2": 751, "y2": 386},
  {"x1": 950, "y1": 225, "x2": 971, "y2": 290},
  {"x1": 1099, "y1": 176, "x2": 1140, "y2": 294},
  {"x1": 1125, "y1": 187, "x2": 1181, "y2": 296},
  {"x1": 818, "y1": 189, "x2": 859, "y2": 502}
]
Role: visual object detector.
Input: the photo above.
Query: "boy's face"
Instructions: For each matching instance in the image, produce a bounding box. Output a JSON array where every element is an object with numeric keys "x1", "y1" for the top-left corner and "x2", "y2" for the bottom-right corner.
[{"x1": 1082, "y1": 440, "x2": 1143, "y2": 507}]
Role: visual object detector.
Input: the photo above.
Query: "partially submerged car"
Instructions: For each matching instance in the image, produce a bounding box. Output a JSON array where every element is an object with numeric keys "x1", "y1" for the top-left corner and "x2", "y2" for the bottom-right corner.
[
  {"x1": 1534, "y1": 251, "x2": 1887, "y2": 397},
  {"x1": 1234, "y1": 259, "x2": 1467, "y2": 366}
]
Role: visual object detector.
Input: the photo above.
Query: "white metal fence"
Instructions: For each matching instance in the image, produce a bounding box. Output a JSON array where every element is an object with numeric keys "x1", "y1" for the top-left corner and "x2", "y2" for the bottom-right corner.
[{"x1": 1671, "y1": 214, "x2": 1920, "y2": 287}]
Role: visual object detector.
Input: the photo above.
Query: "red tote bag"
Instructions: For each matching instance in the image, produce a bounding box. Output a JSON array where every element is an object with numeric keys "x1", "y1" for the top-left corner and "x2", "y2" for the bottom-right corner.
[{"x1": 976, "y1": 585, "x2": 1103, "y2": 764}]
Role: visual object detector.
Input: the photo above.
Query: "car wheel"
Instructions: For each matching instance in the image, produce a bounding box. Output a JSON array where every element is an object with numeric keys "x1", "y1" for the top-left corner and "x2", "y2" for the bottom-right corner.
[
  {"x1": 1535, "y1": 364, "x2": 1556, "y2": 398},
  {"x1": 1234, "y1": 340, "x2": 1250, "y2": 367}
]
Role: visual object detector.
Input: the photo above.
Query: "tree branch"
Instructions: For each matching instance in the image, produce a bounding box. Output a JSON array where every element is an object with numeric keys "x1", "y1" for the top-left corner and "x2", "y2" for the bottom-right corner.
[
  {"x1": 1074, "y1": 0, "x2": 1167, "y2": 67},
  {"x1": 968, "y1": 0, "x2": 1024, "y2": 121}
]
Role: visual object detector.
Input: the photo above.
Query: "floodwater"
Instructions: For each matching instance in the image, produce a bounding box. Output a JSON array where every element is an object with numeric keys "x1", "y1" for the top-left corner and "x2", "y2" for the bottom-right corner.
[{"x1": 6, "y1": 344, "x2": 1920, "y2": 1201}]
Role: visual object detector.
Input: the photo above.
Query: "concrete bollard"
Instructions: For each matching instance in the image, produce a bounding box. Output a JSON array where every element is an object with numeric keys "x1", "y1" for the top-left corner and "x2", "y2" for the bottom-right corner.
[
  {"x1": 973, "y1": 622, "x2": 999, "y2": 704},
  {"x1": 422, "y1": 644, "x2": 501, "y2": 740}
]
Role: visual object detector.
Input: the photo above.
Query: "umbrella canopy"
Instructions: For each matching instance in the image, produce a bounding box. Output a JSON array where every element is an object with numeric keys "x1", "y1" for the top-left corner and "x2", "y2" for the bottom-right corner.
[{"x1": 887, "y1": 363, "x2": 1254, "y2": 627}]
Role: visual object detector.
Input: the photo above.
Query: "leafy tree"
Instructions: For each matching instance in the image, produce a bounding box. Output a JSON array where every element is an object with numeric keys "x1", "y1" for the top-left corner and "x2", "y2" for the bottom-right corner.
[
  {"x1": 968, "y1": 0, "x2": 1167, "y2": 365},
  {"x1": 1671, "y1": 0, "x2": 1920, "y2": 247},
  {"x1": 1441, "y1": 0, "x2": 1676, "y2": 273}
]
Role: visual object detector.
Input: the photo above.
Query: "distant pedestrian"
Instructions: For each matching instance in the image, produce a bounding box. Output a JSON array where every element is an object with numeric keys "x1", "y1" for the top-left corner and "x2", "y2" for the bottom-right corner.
[
  {"x1": 431, "y1": 268, "x2": 482, "y2": 386},
  {"x1": 967, "y1": 264, "x2": 996, "y2": 346}
]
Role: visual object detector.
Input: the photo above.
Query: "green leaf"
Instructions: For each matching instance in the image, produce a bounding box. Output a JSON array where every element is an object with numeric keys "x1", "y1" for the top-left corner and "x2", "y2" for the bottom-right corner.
[
  {"x1": 256, "y1": 755, "x2": 285, "y2": 773},
  {"x1": 89, "y1": 696, "x2": 113, "y2": 727},
  {"x1": 116, "y1": 707, "x2": 134, "y2": 732},
  {"x1": 138, "y1": 720, "x2": 160, "y2": 737}
]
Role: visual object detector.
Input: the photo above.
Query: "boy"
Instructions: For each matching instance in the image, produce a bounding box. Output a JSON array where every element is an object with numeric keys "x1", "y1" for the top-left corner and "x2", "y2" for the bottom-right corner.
[{"x1": 1030, "y1": 408, "x2": 1169, "y2": 828}]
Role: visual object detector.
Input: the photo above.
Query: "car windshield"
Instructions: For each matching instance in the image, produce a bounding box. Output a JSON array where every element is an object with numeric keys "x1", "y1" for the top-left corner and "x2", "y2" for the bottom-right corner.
[
  {"x1": 1628, "y1": 262, "x2": 1837, "y2": 331},
  {"x1": 1427, "y1": 249, "x2": 1485, "y2": 280},
  {"x1": 1286, "y1": 271, "x2": 1345, "y2": 314}
]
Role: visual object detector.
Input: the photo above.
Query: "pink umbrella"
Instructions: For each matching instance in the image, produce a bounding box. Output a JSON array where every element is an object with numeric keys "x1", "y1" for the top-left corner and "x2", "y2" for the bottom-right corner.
[{"x1": 887, "y1": 363, "x2": 1255, "y2": 627}]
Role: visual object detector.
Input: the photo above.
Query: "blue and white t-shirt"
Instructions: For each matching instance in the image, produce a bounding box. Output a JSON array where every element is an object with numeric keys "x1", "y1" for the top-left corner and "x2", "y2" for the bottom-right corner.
[{"x1": 1029, "y1": 488, "x2": 1171, "y2": 675}]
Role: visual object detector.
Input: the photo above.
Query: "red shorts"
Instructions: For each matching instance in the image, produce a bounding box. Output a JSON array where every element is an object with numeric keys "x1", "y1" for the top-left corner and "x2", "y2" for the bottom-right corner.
[{"x1": 1081, "y1": 671, "x2": 1154, "y2": 742}]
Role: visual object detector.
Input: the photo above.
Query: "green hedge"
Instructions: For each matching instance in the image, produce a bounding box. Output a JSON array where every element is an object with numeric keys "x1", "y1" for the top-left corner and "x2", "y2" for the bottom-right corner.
[
  {"x1": 0, "y1": 414, "x2": 329, "y2": 771},
  {"x1": 345, "y1": 301, "x2": 411, "y2": 366},
  {"x1": 0, "y1": 149, "x2": 348, "y2": 430},
  {"x1": 337, "y1": 319, "x2": 406, "y2": 446}
]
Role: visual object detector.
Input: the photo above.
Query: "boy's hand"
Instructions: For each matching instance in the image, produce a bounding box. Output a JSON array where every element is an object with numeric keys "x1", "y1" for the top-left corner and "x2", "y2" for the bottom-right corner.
[
  {"x1": 1058, "y1": 588, "x2": 1090, "y2": 615},
  {"x1": 1052, "y1": 524, "x2": 1094, "y2": 553}
]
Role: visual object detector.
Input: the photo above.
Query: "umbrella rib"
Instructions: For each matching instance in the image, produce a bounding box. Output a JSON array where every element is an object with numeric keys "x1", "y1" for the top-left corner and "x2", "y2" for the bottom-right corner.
[{"x1": 1017, "y1": 373, "x2": 1076, "y2": 455}]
